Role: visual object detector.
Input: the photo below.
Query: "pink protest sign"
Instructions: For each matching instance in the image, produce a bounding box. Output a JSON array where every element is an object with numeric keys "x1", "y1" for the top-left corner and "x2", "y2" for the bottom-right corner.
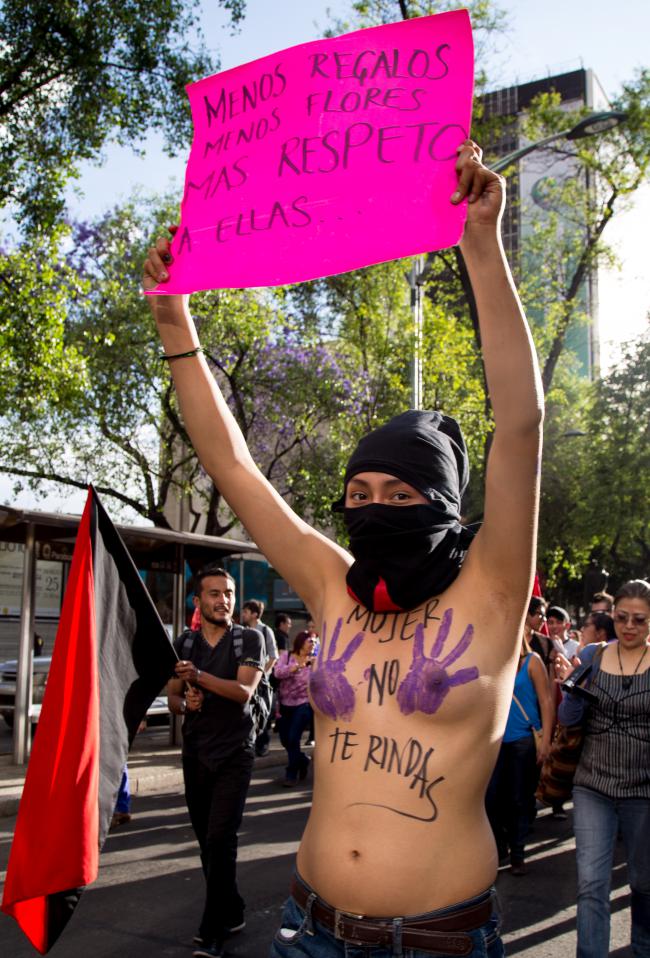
[{"x1": 155, "y1": 10, "x2": 474, "y2": 292}]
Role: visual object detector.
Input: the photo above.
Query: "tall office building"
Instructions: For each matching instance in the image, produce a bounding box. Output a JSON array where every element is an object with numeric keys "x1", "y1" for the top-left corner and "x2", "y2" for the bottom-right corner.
[{"x1": 482, "y1": 68, "x2": 609, "y2": 376}]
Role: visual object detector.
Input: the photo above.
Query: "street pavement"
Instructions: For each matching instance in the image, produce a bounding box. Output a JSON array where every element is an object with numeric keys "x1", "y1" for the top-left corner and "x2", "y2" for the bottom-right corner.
[{"x1": 0, "y1": 750, "x2": 636, "y2": 957}]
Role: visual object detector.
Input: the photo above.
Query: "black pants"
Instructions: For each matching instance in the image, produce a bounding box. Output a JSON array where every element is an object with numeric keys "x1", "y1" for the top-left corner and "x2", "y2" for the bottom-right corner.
[
  {"x1": 182, "y1": 748, "x2": 254, "y2": 941},
  {"x1": 485, "y1": 733, "x2": 538, "y2": 863},
  {"x1": 278, "y1": 702, "x2": 312, "y2": 781}
]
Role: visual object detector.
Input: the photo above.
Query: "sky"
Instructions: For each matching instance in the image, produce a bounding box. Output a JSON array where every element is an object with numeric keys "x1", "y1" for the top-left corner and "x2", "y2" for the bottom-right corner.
[{"x1": 4, "y1": 0, "x2": 649, "y2": 514}]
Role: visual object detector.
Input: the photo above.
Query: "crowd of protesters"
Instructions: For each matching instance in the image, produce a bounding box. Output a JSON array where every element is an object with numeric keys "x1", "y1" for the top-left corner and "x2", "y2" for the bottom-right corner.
[
  {"x1": 482, "y1": 577, "x2": 650, "y2": 958},
  {"x1": 169, "y1": 573, "x2": 649, "y2": 958},
  {"x1": 142, "y1": 141, "x2": 648, "y2": 954}
]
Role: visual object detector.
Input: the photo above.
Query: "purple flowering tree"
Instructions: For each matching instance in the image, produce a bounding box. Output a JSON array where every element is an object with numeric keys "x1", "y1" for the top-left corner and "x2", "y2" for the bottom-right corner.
[{"x1": 0, "y1": 199, "x2": 369, "y2": 534}]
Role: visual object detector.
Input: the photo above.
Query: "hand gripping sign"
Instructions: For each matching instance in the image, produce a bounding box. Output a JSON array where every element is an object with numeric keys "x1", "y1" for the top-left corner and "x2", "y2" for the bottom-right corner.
[{"x1": 154, "y1": 10, "x2": 474, "y2": 292}]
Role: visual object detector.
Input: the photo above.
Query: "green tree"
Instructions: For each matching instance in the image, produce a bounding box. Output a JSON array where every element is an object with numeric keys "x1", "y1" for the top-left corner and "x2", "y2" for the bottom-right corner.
[
  {"x1": 0, "y1": 226, "x2": 89, "y2": 414},
  {"x1": 535, "y1": 369, "x2": 593, "y2": 600},
  {"x1": 580, "y1": 329, "x2": 650, "y2": 583},
  {"x1": 0, "y1": 0, "x2": 245, "y2": 229},
  {"x1": 0, "y1": 0, "x2": 247, "y2": 414},
  {"x1": 511, "y1": 72, "x2": 650, "y2": 393},
  {"x1": 535, "y1": 328, "x2": 650, "y2": 601},
  {"x1": 0, "y1": 198, "x2": 365, "y2": 532}
]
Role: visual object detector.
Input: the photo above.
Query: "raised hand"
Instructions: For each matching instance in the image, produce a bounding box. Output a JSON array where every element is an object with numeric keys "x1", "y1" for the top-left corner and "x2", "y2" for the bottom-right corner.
[
  {"x1": 451, "y1": 139, "x2": 506, "y2": 235},
  {"x1": 142, "y1": 225, "x2": 190, "y2": 325},
  {"x1": 397, "y1": 609, "x2": 479, "y2": 716},
  {"x1": 309, "y1": 618, "x2": 364, "y2": 721}
]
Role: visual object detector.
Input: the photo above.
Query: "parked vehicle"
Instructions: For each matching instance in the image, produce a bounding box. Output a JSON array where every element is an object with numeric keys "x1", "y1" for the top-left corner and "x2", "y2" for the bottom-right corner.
[{"x1": 0, "y1": 657, "x2": 169, "y2": 728}]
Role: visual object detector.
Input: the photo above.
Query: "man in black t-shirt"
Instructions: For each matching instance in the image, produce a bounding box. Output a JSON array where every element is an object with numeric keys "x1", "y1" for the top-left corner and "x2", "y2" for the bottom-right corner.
[{"x1": 168, "y1": 566, "x2": 265, "y2": 958}]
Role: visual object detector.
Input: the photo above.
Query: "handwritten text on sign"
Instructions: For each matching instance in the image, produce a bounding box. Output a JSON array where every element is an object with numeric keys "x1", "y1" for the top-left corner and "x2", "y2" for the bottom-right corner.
[{"x1": 156, "y1": 10, "x2": 474, "y2": 292}]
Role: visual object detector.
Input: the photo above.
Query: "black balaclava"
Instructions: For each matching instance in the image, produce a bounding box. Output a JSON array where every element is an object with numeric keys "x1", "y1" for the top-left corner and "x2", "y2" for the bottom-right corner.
[{"x1": 332, "y1": 410, "x2": 475, "y2": 613}]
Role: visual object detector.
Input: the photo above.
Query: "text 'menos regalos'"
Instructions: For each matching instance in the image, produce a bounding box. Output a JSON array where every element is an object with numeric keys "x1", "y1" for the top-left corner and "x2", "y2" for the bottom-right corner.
[{"x1": 151, "y1": 10, "x2": 474, "y2": 292}]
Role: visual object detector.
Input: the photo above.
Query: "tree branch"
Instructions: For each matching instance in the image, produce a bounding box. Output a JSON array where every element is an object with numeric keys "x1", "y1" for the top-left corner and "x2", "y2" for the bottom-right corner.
[
  {"x1": 0, "y1": 67, "x2": 67, "y2": 119},
  {"x1": 0, "y1": 463, "x2": 154, "y2": 519},
  {"x1": 97, "y1": 419, "x2": 160, "y2": 520}
]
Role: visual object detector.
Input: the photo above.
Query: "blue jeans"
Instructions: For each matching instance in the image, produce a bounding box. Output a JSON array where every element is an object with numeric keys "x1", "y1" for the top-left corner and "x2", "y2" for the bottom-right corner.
[
  {"x1": 269, "y1": 882, "x2": 504, "y2": 957},
  {"x1": 574, "y1": 785, "x2": 650, "y2": 957},
  {"x1": 279, "y1": 702, "x2": 313, "y2": 781},
  {"x1": 115, "y1": 765, "x2": 130, "y2": 814}
]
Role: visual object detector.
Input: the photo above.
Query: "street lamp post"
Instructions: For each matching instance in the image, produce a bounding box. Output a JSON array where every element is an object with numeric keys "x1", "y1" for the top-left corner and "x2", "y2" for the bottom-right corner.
[
  {"x1": 406, "y1": 111, "x2": 628, "y2": 410},
  {"x1": 406, "y1": 254, "x2": 432, "y2": 411},
  {"x1": 491, "y1": 111, "x2": 628, "y2": 173}
]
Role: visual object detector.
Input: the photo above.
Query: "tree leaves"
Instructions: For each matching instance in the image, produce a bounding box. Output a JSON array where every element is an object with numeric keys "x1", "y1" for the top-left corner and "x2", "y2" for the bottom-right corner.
[{"x1": 0, "y1": 0, "x2": 244, "y2": 230}]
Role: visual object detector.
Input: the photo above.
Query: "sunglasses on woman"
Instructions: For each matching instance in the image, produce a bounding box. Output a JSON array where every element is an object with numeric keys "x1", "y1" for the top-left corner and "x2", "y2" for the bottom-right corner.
[{"x1": 613, "y1": 611, "x2": 649, "y2": 627}]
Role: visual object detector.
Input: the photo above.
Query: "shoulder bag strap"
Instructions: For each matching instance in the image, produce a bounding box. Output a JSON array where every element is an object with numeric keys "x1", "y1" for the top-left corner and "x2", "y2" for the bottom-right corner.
[{"x1": 512, "y1": 693, "x2": 532, "y2": 724}]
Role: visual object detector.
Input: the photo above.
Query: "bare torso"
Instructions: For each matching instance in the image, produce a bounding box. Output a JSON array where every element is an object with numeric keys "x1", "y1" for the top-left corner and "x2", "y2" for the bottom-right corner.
[{"x1": 298, "y1": 569, "x2": 521, "y2": 916}]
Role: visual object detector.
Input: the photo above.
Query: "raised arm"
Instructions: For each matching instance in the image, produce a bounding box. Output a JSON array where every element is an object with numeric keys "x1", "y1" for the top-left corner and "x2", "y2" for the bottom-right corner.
[
  {"x1": 143, "y1": 261, "x2": 349, "y2": 616},
  {"x1": 454, "y1": 141, "x2": 544, "y2": 597}
]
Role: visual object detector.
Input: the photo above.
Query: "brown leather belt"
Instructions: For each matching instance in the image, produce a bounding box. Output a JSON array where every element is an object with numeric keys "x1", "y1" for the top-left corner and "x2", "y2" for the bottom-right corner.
[{"x1": 290, "y1": 875, "x2": 495, "y2": 955}]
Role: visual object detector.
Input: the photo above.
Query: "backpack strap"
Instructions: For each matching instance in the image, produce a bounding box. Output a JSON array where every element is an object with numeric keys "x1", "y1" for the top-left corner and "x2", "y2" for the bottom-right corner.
[
  {"x1": 178, "y1": 629, "x2": 198, "y2": 661},
  {"x1": 230, "y1": 624, "x2": 244, "y2": 661}
]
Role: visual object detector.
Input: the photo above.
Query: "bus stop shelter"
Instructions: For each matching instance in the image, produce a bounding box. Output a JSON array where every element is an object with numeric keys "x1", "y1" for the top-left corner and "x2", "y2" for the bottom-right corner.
[{"x1": 0, "y1": 504, "x2": 260, "y2": 764}]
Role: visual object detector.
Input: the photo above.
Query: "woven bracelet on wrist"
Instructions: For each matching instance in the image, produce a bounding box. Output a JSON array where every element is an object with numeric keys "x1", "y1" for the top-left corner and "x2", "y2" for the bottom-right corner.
[{"x1": 160, "y1": 346, "x2": 203, "y2": 362}]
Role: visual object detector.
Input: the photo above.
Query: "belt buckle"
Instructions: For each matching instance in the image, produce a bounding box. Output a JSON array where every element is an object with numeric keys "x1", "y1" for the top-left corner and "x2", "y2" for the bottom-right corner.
[{"x1": 333, "y1": 908, "x2": 365, "y2": 942}]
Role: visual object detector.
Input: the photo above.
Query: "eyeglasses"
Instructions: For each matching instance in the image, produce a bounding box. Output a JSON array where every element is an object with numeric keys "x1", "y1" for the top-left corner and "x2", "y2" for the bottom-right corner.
[
  {"x1": 532, "y1": 611, "x2": 546, "y2": 619},
  {"x1": 614, "y1": 611, "x2": 650, "y2": 628}
]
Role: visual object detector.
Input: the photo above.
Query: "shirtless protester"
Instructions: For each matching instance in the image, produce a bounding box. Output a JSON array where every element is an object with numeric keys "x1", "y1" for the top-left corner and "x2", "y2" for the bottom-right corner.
[{"x1": 143, "y1": 140, "x2": 544, "y2": 958}]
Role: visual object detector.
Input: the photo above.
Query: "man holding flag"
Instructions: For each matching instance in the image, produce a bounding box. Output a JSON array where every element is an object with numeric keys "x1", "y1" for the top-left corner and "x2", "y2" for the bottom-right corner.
[{"x1": 168, "y1": 566, "x2": 265, "y2": 958}]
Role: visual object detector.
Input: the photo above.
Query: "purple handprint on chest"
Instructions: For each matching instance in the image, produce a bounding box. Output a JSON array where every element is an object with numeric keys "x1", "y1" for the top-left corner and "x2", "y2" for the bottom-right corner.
[
  {"x1": 309, "y1": 617, "x2": 364, "y2": 721},
  {"x1": 396, "y1": 608, "x2": 478, "y2": 716}
]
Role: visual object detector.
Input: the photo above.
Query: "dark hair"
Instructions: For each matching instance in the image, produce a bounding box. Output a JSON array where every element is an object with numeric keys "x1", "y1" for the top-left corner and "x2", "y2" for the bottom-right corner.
[
  {"x1": 528, "y1": 596, "x2": 546, "y2": 616},
  {"x1": 193, "y1": 565, "x2": 235, "y2": 595},
  {"x1": 243, "y1": 599, "x2": 261, "y2": 616},
  {"x1": 614, "y1": 579, "x2": 650, "y2": 606},
  {"x1": 586, "y1": 611, "x2": 616, "y2": 641},
  {"x1": 591, "y1": 591, "x2": 614, "y2": 610},
  {"x1": 275, "y1": 612, "x2": 291, "y2": 628},
  {"x1": 292, "y1": 631, "x2": 313, "y2": 655},
  {"x1": 547, "y1": 606, "x2": 569, "y2": 622}
]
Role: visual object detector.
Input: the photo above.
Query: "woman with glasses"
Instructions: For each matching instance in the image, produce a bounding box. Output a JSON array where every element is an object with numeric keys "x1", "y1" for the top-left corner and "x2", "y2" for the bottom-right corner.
[
  {"x1": 579, "y1": 610, "x2": 616, "y2": 649},
  {"x1": 526, "y1": 596, "x2": 553, "y2": 669},
  {"x1": 557, "y1": 579, "x2": 650, "y2": 957}
]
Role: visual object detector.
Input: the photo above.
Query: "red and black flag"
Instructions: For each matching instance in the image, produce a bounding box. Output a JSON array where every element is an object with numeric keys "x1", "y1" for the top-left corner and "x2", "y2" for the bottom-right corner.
[{"x1": 1, "y1": 487, "x2": 178, "y2": 953}]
